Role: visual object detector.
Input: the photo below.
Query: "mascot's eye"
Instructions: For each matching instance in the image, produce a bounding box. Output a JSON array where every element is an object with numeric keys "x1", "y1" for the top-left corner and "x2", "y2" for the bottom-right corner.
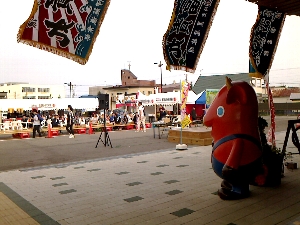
[{"x1": 217, "y1": 106, "x2": 224, "y2": 117}]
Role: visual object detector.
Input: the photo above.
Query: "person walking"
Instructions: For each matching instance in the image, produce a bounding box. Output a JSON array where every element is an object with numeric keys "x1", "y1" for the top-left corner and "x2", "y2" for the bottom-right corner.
[
  {"x1": 66, "y1": 105, "x2": 75, "y2": 138},
  {"x1": 32, "y1": 110, "x2": 43, "y2": 138},
  {"x1": 137, "y1": 102, "x2": 146, "y2": 132}
]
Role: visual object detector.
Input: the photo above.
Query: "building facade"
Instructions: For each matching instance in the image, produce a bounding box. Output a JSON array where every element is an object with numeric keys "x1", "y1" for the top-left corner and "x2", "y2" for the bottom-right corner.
[
  {"x1": 89, "y1": 69, "x2": 157, "y2": 109},
  {"x1": 0, "y1": 83, "x2": 65, "y2": 99}
]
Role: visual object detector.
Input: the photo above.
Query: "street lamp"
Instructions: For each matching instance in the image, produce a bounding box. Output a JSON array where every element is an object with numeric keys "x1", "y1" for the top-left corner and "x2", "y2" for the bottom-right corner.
[
  {"x1": 154, "y1": 61, "x2": 163, "y2": 93},
  {"x1": 64, "y1": 82, "x2": 72, "y2": 98}
]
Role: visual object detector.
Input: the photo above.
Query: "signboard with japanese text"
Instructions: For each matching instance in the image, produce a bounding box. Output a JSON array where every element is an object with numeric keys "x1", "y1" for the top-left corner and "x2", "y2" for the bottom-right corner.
[
  {"x1": 181, "y1": 114, "x2": 192, "y2": 128},
  {"x1": 163, "y1": 0, "x2": 220, "y2": 73},
  {"x1": 18, "y1": 0, "x2": 110, "y2": 65}
]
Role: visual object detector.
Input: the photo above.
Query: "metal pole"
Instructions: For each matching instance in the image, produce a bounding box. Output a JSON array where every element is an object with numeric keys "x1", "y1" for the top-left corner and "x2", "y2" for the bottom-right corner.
[
  {"x1": 69, "y1": 82, "x2": 72, "y2": 98},
  {"x1": 180, "y1": 80, "x2": 182, "y2": 145},
  {"x1": 154, "y1": 61, "x2": 163, "y2": 93},
  {"x1": 160, "y1": 61, "x2": 163, "y2": 93}
]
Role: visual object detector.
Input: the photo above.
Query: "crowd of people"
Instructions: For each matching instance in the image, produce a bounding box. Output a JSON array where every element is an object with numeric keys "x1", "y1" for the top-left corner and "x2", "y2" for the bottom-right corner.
[{"x1": 7, "y1": 102, "x2": 172, "y2": 138}]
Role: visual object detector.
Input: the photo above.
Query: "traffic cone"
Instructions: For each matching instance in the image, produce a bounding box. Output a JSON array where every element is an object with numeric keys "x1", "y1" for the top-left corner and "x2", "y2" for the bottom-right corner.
[
  {"x1": 89, "y1": 122, "x2": 94, "y2": 134},
  {"x1": 45, "y1": 123, "x2": 54, "y2": 138}
]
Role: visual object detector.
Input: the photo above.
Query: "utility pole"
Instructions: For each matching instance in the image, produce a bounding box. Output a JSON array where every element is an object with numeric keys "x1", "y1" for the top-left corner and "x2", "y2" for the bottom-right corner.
[
  {"x1": 64, "y1": 82, "x2": 72, "y2": 98},
  {"x1": 69, "y1": 82, "x2": 72, "y2": 98},
  {"x1": 154, "y1": 61, "x2": 163, "y2": 93}
]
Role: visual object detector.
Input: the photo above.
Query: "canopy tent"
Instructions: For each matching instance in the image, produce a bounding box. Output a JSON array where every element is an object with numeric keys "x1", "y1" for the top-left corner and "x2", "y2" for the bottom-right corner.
[
  {"x1": 195, "y1": 91, "x2": 206, "y2": 105},
  {"x1": 152, "y1": 91, "x2": 180, "y2": 106},
  {"x1": 136, "y1": 91, "x2": 155, "y2": 106},
  {"x1": 186, "y1": 91, "x2": 202, "y2": 104}
]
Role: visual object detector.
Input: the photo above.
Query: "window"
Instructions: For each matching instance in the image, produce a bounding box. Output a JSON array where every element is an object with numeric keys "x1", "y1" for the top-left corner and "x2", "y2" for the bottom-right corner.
[
  {"x1": 38, "y1": 96, "x2": 51, "y2": 99},
  {"x1": 23, "y1": 96, "x2": 36, "y2": 99},
  {"x1": 38, "y1": 88, "x2": 50, "y2": 92},
  {"x1": 22, "y1": 87, "x2": 36, "y2": 92},
  {"x1": 142, "y1": 91, "x2": 145, "y2": 94},
  {"x1": 128, "y1": 76, "x2": 130, "y2": 79},
  {"x1": 148, "y1": 91, "x2": 152, "y2": 95}
]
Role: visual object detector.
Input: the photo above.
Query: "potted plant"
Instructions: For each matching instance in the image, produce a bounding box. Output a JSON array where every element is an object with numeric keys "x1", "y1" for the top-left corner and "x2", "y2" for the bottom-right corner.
[{"x1": 257, "y1": 116, "x2": 285, "y2": 186}]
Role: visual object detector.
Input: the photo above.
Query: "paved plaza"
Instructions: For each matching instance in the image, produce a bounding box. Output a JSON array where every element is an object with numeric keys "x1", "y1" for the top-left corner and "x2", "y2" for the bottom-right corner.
[{"x1": 0, "y1": 128, "x2": 300, "y2": 224}]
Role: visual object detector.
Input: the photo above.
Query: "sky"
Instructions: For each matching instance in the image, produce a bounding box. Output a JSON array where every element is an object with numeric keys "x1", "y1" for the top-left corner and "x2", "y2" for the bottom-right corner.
[{"x1": 1, "y1": 0, "x2": 300, "y2": 97}]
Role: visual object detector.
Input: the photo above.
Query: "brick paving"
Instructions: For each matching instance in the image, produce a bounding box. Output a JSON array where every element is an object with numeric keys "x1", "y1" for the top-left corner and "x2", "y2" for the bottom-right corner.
[{"x1": 0, "y1": 116, "x2": 300, "y2": 224}]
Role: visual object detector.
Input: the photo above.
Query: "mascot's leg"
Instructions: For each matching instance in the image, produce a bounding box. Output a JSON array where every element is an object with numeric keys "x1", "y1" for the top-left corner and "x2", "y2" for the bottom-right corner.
[
  {"x1": 218, "y1": 183, "x2": 249, "y2": 200},
  {"x1": 212, "y1": 155, "x2": 250, "y2": 200}
]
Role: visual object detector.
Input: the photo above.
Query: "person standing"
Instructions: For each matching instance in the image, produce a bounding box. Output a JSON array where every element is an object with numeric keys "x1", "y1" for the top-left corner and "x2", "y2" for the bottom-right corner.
[
  {"x1": 32, "y1": 110, "x2": 43, "y2": 138},
  {"x1": 191, "y1": 107, "x2": 197, "y2": 121},
  {"x1": 66, "y1": 105, "x2": 75, "y2": 138},
  {"x1": 137, "y1": 102, "x2": 146, "y2": 132}
]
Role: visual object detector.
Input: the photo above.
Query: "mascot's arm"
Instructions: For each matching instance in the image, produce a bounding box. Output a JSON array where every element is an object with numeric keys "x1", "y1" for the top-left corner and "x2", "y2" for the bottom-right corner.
[
  {"x1": 225, "y1": 138, "x2": 244, "y2": 169},
  {"x1": 222, "y1": 139, "x2": 244, "y2": 180}
]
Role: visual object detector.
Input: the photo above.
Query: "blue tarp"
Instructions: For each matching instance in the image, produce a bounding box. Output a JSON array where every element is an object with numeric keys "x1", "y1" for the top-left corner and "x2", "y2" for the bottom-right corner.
[{"x1": 195, "y1": 91, "x2": 206, "y2": 104}]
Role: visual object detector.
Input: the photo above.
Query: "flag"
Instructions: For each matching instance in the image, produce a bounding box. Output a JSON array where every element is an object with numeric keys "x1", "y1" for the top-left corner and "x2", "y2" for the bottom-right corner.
[
  {"x1": 17, "y1": 0, "x2": 110, "y2": 65},
  {"x1": 249, "y1": 6, "x2": 285, "y2": 78},
  {"x1": 180, "y1": 80, "x2": 191, "y2": 128},
  {"x1": 163, "y1": 0, "x2": 220, "y2": 73}
]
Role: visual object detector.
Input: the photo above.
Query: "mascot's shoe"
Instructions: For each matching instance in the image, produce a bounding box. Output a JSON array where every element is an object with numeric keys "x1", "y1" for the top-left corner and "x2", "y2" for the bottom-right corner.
[
  {"x1": 218, "y1": 187, "x2": 250, "y2": 200},
  {"x1": 221, "y1": 180, "x2": 232, "y2": 190}
]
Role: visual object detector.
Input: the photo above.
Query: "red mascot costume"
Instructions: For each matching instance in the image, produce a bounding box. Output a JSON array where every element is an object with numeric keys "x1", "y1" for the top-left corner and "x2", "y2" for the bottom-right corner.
[{"x1": 204, "y1": 77, "x2": 263, "y2": 200}]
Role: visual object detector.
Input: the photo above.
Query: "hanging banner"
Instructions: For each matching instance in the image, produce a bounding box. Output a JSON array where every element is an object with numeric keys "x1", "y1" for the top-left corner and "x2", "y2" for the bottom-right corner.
[
  {"x1": 17, "y1": 0, "x2": 110, "y2": 65},
  {"x1": 163, "y1": 0, "x2": 220, "y2": 73},
  {"x1": 249, "y1": 6, "x2": 285, "y2": 78},
  {"x1": 181, "y1": 80, "x2": 191, "y2": 128},
  {"x1": 265, "y1": 75, "x2": 276, "y2": 147}
]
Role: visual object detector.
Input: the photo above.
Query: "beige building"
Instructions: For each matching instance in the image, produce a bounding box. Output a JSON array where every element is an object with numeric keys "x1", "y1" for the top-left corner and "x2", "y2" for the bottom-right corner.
[
  {"x1": 0, "y1": 82, "x2": 65, "y2": 99},
  {"x1": 89, "y1": 69, "x2": 157, "y2": 109}
]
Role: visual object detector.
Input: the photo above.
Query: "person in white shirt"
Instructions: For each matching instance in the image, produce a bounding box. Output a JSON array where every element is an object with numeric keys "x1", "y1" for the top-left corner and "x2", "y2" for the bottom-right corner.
[
  {"x1": 136, "y1": 102, "x2": 146, "y2": 132},
  {"x1": 32, "y1": 110, "x2": 43, "y2": 138}
]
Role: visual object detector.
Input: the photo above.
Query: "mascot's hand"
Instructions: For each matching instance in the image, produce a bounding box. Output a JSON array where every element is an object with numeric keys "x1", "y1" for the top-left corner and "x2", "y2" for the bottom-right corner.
[{"x1": 222, "y1": 165, "x2": 239, "y2": 181}]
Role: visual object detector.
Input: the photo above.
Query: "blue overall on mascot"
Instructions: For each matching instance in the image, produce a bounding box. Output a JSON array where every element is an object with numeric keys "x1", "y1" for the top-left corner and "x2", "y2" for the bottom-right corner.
[{"x1": 203, "y1": 77, "x2": 263, "y2": 200}]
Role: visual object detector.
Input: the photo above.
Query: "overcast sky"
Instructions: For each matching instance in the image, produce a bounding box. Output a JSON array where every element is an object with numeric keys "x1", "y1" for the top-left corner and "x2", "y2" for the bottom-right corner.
[{"x1": 1, "y1": 0, "x2": 300, "y2": 96}]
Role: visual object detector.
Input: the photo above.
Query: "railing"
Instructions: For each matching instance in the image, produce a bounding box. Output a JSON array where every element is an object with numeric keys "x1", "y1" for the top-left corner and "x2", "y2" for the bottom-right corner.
[{"x1": 258, "y1": 103, "x2": 300, "y2": 116}]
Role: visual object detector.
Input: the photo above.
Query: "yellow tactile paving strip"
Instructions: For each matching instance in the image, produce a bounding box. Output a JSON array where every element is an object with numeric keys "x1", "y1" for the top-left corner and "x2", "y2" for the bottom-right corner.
[{"x1": 0, "y1": 192, "x2": 39, "y2": 225}]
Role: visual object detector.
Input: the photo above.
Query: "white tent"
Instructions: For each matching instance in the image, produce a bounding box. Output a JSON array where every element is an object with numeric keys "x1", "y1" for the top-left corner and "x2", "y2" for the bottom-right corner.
[
  {"x1": 0, "y1": 98, "x2": 99, "y2": 112},
  {"x1": 186, "y1": 91, "x2": 203, "y2": 104},
  {"x1": 137, "y1": 91, "x2": 155, "y2": 106},
  {"x1": 152, "y1": 92, "x2": 181, "y2": 106}
]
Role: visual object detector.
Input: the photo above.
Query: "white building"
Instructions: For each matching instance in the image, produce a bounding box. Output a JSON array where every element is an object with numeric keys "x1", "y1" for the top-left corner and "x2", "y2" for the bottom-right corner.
[{"x1": 0, "y1": 82, "x2": 65, "y2": 99}]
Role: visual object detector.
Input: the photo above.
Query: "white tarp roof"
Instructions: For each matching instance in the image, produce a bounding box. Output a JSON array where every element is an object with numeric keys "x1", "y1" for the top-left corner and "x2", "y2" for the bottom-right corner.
[
  {"x1": 137, "y1": 91, "x2": 154, "y2": 106},
  {"x1": 0, "y1": 98, "x2": 99, "y2": 111},
  {"x1": 186, "y1": 91, "x2": 202, "y2": 104}
]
